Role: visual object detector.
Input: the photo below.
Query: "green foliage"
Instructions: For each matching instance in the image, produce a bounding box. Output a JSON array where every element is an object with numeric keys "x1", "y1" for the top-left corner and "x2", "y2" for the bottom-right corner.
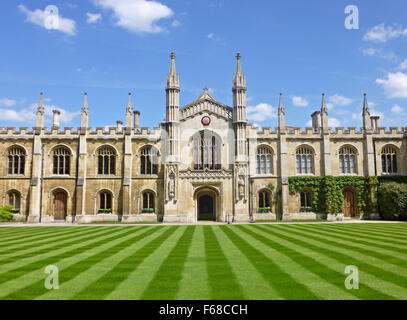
[
  {"x1": 142, "y1": 208, "x2": 155, "y2": 213},
  {"x1": 267, "y1": 183, "x2": 275, "y2": 192},
  {"x1": 0, "y1": 206, "x2": 14, "y2": 222},
  {"x1": 98, "y1": 209, "x2": 112, "y2": 214},
  {"x1": 377, "y1": 182, "x2": 407, "y2": 220},
  {"x1": 288, "y1": 176, "x2": 378, "y2": 215},
  {"x1": 258, "y1": 207, "x2": 271, "y2": 213}
]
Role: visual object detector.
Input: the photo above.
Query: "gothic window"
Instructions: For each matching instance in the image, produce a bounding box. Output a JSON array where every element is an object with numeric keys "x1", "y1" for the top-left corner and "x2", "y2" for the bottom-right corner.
[
  {"x1": 140, "y1": 146, "x2": 158, "y2": 175},
  {"x1": 256, "y1": 146, "x2": 273, "y2": 174},
  {"x1": 98, "y1": 147, "x2": 116, "y2": 175},
  {"x1": 381, "y1": 145, "x2": 398, "y2": 174},
  {"x1": 99, "y1": 191, "x2": 112, "y2": 213},
  {"x1": 7, "y1": 147, "x2": 25, "y2": 175},
  {"x1": 339, "y1": 146, "x2": 357, "y2": 174},
  {"x1": 8, "y1": 191, "x2": 21, "y2": 214},
  {"x1": 300, "y1": 191, "x2": 312, "y2": 212},
  {"x1": 296, "y1": 146, "x2": 313, "y2": 174},
  {"x1": 53, "y1": 147, "x2": 71, "y2": 175},
  {"x1": 258, "y1": 190, "x2": 271, "y2": 212},
  {"x1": 194, "y1": 131, "x2": 221, "y2": 170},
  {"x1": 142, "y1": 191, "x2": 155, "y2": 213}
]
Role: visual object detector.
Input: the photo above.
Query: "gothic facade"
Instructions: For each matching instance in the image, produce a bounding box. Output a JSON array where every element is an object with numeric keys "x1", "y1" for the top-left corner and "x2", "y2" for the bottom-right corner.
[{"x1": 1, "y1": 53, "x2": 407, "y2": 223}]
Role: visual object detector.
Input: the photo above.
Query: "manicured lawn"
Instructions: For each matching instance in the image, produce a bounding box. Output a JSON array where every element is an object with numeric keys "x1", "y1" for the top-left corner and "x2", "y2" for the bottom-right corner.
[{"x1": 0, "y1": 223, "x2": 406, "y2": 300}]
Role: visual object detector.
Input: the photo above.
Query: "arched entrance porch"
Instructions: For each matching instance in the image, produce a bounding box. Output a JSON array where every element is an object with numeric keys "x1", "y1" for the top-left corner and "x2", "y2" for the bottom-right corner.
[{"x1": 194, "y1": 186, "x2": 220, "y2": 222}]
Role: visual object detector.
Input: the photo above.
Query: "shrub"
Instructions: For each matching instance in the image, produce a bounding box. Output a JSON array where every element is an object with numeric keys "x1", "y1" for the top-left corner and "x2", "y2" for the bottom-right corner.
[
  {"x1": 377, "y1": 182, "x2": 407, "y2": 220},
  {"x1": 0, "y1": 206, "x2": 14, "y2": 222}
]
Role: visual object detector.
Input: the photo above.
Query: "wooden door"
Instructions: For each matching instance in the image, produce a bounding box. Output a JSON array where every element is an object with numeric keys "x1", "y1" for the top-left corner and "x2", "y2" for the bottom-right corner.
[
  {"x1": 343, "y1": 190, "x2": 355, "y2": 217},
  {"x1": 54, "y1": 192, "x2": 67, "y2": 220}
]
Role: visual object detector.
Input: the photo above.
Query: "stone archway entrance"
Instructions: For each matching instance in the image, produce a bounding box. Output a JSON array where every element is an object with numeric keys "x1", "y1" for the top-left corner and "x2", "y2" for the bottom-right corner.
[
  {"x1": 53, "y1": 191, "x2": 67, "y2": 220},
  {"x1": 197, "y1": 190, "x2": 217, "y2": 221},
  {"x1": 343, "y1": 188, "x2": 356, "y2": 218}
]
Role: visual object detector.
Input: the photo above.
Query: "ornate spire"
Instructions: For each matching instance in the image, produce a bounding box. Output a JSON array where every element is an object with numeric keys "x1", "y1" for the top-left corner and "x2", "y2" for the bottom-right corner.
[
  {"x1": 278, "y1": 93, "x2": 285, "y2": 129},
  {"x1": 82, "y1": 92, "x2": 88, "y2": 114},
  {"x1": 126, "y1": 92, "x2": 134, "y2": 127},
  {"x1": 363, "y1": 93, "x2": 370, "y2": 114},
  {"x1": 35, "y1": 92, "x2": 45, "y2": 128},
  {"x1": 321, "y1": 93, "x2": 328, "y2": 113},
  {"x1": 166, "y1": 52, "x2": 179, "y2": 89},
  {"x1": 37, "y1": 92, "x2": 44, "y2": 115},
  {"x1": 279, "y1": 93, "x2": 285, "y2": 114},
  {"x1": 233, "y1": 52, "x2": 246, "y2": 88}
]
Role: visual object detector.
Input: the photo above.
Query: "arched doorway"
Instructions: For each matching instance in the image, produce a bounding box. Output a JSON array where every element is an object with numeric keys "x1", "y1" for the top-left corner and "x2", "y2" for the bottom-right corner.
[
  {"x1": 53, "y1": 191, "x2": 67, "y2": 220},
  {"x1": 197, "y1": 192, "x2": 216, "y2": 221},
  {"x1": 343, "y1": 188, "x2": 356, "y2": 218}
]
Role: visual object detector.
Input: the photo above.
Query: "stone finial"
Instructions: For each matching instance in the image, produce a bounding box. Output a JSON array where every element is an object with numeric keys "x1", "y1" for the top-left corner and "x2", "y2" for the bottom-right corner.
[
  {"x1": 167, "y1": 52, "x2": 179, "y2": 89},
  {"x1": 321, "y1": 93, "x2": 328, "y2": 113},
  {"x1": 279, "y1": 93, "x2": 285, "y2": 114},
  {"x1": 52, "y1": 109, "x2": 61, "y2": 128},
  {"x1": 363, "y1": 93, "x2": 370, "y2": 113}
]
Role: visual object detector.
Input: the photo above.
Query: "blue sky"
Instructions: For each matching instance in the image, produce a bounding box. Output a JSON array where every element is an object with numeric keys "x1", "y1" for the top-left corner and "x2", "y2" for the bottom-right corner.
[{"x1": 0, "y1": 0, "x2": 407, "y2": 129}]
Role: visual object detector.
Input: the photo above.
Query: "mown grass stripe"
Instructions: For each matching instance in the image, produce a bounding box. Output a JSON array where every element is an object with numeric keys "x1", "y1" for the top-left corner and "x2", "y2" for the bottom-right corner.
[
  {"x1": 104, "y1": 227, "x2": 186, "y2": 300},
  {"x1": 332, "y1": 224, "x2": 407, "y2": 241},
  {"x1": 175, "y1": 227, "x2": 211, "y2": 300},
  {"x1": 140, "y1": 226, "x2": 195, "y2": 300},
  {"x1": 0, "y1": 227, "x2": 132, "y2": 293},
  {"x1": 0, "y1": 227, "x2": 114, "y2": 267},
  {"x1": 254, "y1": 225, "x2": 406, "y2": 299},
  {"x1": 291, "y1": 224, "x2": 407, "y2": 261},
  {"x1": 239, "y1": 225, "x2": 394, "y2": 300},
  {"x1": 358, "y1": 224, "x2": 407, "y2": 235},
  {"x1": 0, "y1": 227, "x2": 102, "y2": 257},
  {"x1": 72, "y1": 226, "x2": 180, "y2": 300},
  {"x1": 220, "y1": 226, "x2": 320, "y2": 300},
  {"x1": 0, "y1": 227, "x2": 64, "y2": 244},
  {"x1": 308, "y1": 224, "x2": 407, "y2": 247},
  {"x1": 203, "y1": 226, "x2": 245, "y2": 300},
  {"x1": 4, "y1": 226, "x2": 155, "y2": 300}
]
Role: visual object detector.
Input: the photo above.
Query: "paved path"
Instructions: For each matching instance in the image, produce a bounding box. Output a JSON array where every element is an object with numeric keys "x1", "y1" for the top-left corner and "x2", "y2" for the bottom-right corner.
[{"x1": 0, "y1": 220, "x2": 405, "y2": 227}]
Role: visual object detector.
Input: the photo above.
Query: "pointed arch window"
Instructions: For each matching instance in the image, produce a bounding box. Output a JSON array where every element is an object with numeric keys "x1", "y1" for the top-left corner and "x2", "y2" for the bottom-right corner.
[
  {"x1": 381, "y1": 146, "x2": 398, "y2": 174},
  {"x1": 140, "y1": 146, "x2": 158, "y2": 175},
  {"x1": 8, "y1": 191, "x2": 21, "y2": 214},
  {"x1": 53, "y1": 147, "x2": 71, "y2": 175},
  {"x1": 8, "y1": 147, "x2": 25, "y2": 175},
  {"x1": 258, "y1": 190, "x2": 271, "y2": 213},
  {"x1": 256, "y1": 146, "x2": 273, "y2": 174},
  {"x1": 296, "y1": 147, "x2": 313, "y2": 174},
  {"x1": 98, "y1": 147, "x2": 116, "y2": 175},
  {"x1": 300, "y1": 190, "x2": 313, "y2": 212},
  {"x1": 339, "y1": 146, "x2": 357, "y2": 174},
  {"x1": 142, "y1": 191, "x2": 155, "y2": 213},
  {"x1": 194, "y1": 131, "x2": 221, "y2": 170},
  {"x1": 99, "y1": 191, "x2": 112, "y2": 213}
]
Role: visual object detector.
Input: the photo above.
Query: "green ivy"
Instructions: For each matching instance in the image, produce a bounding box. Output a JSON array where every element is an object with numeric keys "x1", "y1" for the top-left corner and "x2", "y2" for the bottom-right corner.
[{"x1": 288, "y1": 176, "x2": 378, "y2": 215}]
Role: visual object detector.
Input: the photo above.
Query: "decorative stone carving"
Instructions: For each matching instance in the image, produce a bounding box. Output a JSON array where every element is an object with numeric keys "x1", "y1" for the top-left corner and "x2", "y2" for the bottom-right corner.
[
  {"x1": 165, "y1": 164, "x2": 178, "y2": 202},
  {"x1": 179, "y1": 168, "x2": 233, "y2": 180},
  {"x1": 235, "y1": 164, "x2": 248, "y2": 202}
]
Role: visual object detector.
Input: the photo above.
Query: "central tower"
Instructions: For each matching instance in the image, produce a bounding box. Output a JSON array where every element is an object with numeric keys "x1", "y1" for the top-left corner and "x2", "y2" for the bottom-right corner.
[{"x1": 232, "y1": 53, "x2": 249, "y2": 220}]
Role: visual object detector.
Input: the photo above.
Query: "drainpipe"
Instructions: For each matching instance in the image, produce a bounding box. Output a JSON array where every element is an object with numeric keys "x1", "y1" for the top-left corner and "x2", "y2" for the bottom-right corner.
[
  {"x1": 39, "y1": 143, "x2": 45, "y2": 223},
  {"x1": 373, "y1": 139, "x2": 377, "y2": 176}
]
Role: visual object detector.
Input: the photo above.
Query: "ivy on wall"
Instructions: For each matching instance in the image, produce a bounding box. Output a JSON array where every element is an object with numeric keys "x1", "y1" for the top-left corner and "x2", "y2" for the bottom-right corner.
[{"x1": 288, "y1": 176, "x2": 379, "y2": 215}]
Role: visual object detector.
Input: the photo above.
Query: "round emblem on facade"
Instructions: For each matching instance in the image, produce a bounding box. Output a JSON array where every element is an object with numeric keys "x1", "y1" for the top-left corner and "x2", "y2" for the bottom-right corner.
[{"x1": 201, "y1": 116, "x2": 211, "y2": 126}]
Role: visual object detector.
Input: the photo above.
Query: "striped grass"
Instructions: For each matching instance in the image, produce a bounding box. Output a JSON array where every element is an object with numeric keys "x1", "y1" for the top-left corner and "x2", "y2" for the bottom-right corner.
[{"x1": 0, "y1": 223, "x2": 406, "y2": 300}]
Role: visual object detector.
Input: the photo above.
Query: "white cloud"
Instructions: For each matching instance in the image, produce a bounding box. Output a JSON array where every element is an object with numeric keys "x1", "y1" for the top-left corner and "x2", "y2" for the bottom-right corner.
[
  {"x1": 0, "y1": 102, "x2": 80, "y2": 124},
  {"x1": 291, "y1": 96, "x2": 309, "y2": 107},
  {"x1": 360, "y1": 47, "x2": 398, "y2": 60},
  {"x1": 328, "y1": 117, "x2": 341, "y2": 127},
  {"x1": 391, "y1": 104, "x2": 405, "y2": 115},
  {"x1": 328, "y1": 94, "x2": 353, "y2": 106},
  {"x1": 399, "y1": 59, "x2": 407, "y2": 70},
  {"x1": 376, "y1": 72, "x2": 407, "y2": 98},
  {"x1": 207, "y1": 33, "x2": 215, "y2": 39},
  {"x1": 171, "y1": 20, "x2": 181, "y2": 27},
  {"x1": 92, "y1": 0, "x2": 173, "y2": 33},
  {"x1": 18, "y1": 4, "x2": 76, "y2": 36},
  {"x1": 247, "y1": 103, "x2": 277, "y2": 122},
  {"x1": 363, "y1": 23, "x2": 407, "y2": 43},
  {"x1": 86, "y1": 12, "x2": 102, "y2": 24},
  {"x1": 0, "y1": 98, "x2": 17, "y2": 107}
]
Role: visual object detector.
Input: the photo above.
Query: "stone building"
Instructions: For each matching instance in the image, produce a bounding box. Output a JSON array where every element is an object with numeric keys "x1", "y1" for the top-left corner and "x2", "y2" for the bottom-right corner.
[{"x1": 1, "y1": 53, "x2": 406, "y2": 223}]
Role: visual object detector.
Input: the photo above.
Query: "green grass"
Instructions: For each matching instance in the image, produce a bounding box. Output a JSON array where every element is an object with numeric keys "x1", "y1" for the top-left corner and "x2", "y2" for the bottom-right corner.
[
  {"x1": 254, "y1": 219, "x2": 327, "y2": 223},
  {"x1": 0, "y1": 223, "x2": 406, "y2": 300}
]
